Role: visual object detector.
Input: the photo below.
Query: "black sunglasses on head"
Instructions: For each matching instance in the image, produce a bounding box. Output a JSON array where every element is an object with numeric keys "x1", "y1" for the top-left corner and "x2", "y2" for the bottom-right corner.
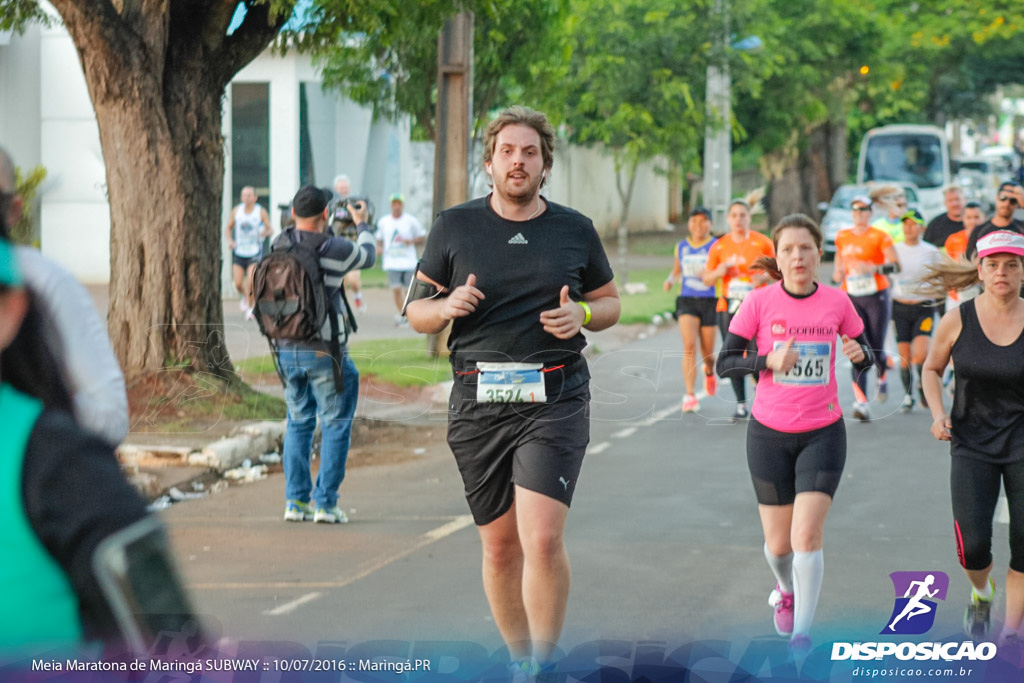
[{"x1": 998, "y1": 194, "x2": 1019, "y2": 204}]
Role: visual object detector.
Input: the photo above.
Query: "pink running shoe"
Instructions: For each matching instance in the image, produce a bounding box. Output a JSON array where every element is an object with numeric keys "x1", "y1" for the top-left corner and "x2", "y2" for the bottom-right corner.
[
  {"x1": 704, "y1": 372, "x2": 717, "y2": 396},
  {"x1": 682, "y1": 394, "x2": 700, "y2": 413},
  {"x1": 769, "y1": 584, "x2": 794, "y2": 636}
]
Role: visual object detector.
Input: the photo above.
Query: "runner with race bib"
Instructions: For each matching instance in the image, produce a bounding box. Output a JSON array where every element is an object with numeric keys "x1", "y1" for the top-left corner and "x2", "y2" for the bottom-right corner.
[
  {"x1": 704, "y1": 197, "x2": 775, "y2": 421},
  {"x1": 832, "y1": 194, "x2": 901, "y2": 421},
  {"x1": 664, "y1": 207, "x2": 719, "y2": 413},
  {"x1": 717, "y1": 213, "x2": 874, "y2": 655}
]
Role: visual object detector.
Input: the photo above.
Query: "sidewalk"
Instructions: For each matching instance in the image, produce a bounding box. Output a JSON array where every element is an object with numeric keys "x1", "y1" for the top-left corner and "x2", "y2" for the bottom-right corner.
[{"x1": 85, "y1": 278, "x2": 655, "y2": 502}]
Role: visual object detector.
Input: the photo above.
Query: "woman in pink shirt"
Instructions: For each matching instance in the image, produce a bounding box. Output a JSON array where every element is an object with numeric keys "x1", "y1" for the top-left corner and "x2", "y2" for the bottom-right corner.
[{"x1": 716, "y1": 214, "x2": 874, "y2": 653}]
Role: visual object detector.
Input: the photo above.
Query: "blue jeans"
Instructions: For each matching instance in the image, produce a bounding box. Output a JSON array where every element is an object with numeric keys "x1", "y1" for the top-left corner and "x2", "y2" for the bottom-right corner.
[{"x1": 278, "y1": 348, "x2": 359, "y2": 508}]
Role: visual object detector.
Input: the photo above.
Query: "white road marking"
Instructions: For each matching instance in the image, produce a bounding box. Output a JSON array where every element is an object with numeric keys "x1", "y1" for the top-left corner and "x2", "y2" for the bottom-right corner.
[
  {"x1": 641, "y1": 404, "x2": 682, "y2": 427},
  {"x1": 612, "y1": 427, "x2": 637, "y2": 438},
  {"x1": 587, "y1": 442, "x2": 611, "y2": 455},
  {"x1": 264, "y1": 591, "x2": 322, "y2": 615},
  {"x1": 193, "y1": 515, "x2": 475, "y2": 594}
]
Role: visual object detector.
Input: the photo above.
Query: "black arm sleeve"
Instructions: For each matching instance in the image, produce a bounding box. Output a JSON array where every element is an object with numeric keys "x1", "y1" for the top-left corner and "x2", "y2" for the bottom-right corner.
[
  {"x1": 850, "y1": 331, "x2": 875, "y2": 372},
  {"x1": 715, "y1": 332, "x2": 768, "y2": 378},
  {"x1": 22, "y1": 410, "x2": 150, "y2": 641},
  {"x1": 716, "y1": 331, "x2": 875, "y2": 377}
]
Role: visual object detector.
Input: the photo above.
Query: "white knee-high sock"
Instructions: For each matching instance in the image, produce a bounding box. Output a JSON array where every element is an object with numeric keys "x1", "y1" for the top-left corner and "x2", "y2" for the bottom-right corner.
[
  {"x1": 792, "y1": 549, "x2": 824, "y2": 636},
  {"x1": 764, "y1": 544, "x2": 794, "y2": 594}
]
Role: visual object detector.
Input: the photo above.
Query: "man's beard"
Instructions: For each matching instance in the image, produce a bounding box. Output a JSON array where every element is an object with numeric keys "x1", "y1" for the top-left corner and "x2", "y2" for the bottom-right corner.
[{"x1": 494, "y1": 171, "x2": 541, "y2": 206}]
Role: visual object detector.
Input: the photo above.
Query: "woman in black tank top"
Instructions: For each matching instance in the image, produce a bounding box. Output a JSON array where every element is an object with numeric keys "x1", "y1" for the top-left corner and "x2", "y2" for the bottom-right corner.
[{"x1": 922, "y1": 230, "x2": 1024, "y2": 650}]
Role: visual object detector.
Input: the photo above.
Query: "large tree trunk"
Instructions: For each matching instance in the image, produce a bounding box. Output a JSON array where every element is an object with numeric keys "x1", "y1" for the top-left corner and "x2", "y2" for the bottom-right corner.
[
  {"x1": 50, "y1": 1, "x2": 285, "y2": 381},
  {"x1": 766, "y1": 119, "x2": 848, "y2": 226},
  {"x1": 97, "y1": 75, "x2": 229, "y2": 379}
]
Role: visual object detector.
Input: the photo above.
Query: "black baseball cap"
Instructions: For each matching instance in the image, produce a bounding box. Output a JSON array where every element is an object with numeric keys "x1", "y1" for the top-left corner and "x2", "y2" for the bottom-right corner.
[
  {"x1": 291, "y1": 185, "x2": 331, "y2": 218},
  {"x1": 690, "y1": 206, "x2": 711, "y2": 219}
]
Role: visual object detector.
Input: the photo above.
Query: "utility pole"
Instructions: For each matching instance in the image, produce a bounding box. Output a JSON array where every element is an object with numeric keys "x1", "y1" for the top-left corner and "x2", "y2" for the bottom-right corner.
[
  {"x1": 703, "y1": 0, "x2": 731, "y2": 234},
  {"x1": 429, "y1": 12, "x2": 473, "y2": 356}
]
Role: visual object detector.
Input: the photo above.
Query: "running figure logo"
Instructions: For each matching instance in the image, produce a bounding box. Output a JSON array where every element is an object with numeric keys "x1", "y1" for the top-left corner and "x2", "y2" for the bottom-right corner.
[{"x1": 882, "y1": 571, "x2": 949, "y2": 635}]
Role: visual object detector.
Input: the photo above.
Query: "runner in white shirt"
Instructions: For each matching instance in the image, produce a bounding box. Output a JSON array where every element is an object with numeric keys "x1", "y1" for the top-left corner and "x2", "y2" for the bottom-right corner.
[
  {"x1": 891, "y1": 209, "x2": 942, "y2": 412},
  {"x1": 225, "y1": 186, "x2": 271, "y2": 318},
  {"x1": 376, "y1": 193, "x2": 425, "y2": 325}
]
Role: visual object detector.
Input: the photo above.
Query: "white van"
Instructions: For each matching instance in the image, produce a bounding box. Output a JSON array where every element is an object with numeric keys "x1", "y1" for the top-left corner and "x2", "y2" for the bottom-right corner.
[{"x1": 857, "y1": 124, "x2": 952, "y2": 222}]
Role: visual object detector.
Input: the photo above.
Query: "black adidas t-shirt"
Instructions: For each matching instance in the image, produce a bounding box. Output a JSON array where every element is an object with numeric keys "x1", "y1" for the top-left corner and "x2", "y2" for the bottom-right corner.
[{"x1": 419, "y1": 195, "x2": 614, "y2": 365}]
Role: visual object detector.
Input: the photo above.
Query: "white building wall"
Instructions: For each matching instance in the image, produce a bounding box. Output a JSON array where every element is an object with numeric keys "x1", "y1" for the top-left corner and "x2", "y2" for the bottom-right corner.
[
  {"x1": 0, "y1": 23, "x2": 43, "y2": 201},
  {"x1": 38, "y1": 21, "x2": 110, "y2": 282}
]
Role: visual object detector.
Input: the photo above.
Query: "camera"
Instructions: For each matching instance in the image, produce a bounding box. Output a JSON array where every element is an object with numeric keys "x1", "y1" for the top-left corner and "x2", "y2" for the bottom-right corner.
[{"x1": 329, "y1": 194, "x2": 374, "y2": 238}]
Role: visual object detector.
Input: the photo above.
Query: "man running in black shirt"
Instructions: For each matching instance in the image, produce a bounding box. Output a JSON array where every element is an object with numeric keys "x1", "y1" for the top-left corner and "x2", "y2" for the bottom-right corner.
[
  {"x1": 406, "y1": 106, "x2": 620, "y2": 678},
  {"x1": 923, "y1": 185, "x2": 965, "y2": 248}
]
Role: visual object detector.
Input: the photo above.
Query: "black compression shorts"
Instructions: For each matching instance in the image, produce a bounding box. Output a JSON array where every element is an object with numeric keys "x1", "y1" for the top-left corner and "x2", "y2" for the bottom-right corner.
[
  {"x1": 891, "y1": 300, "x2": 936, "y2": 343},
  {"x1": 675, "y1": 296, "x2": 717, "y2": 327},
  {"x1": 447, "y1": 383, "x2": 590, "y2": 526},
  {"x1": 746, "y1": 417, "x2": 847, "y2": 505}
]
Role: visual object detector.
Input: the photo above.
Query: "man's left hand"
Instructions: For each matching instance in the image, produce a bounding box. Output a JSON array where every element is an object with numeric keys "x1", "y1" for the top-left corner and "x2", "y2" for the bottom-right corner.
[
  {"x1": 348, "y1": 200, "x2": 369, "y2": 225},
  {"x1": 540, "y1": 285, "x2": 584, "y2": 340}
]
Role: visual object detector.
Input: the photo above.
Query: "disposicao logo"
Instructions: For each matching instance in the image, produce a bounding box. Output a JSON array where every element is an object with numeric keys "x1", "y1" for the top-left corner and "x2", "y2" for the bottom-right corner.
[
  {"x1": 881, "y1": 571, "x2": 949, "y2": 635},
  {"x1": 831, "y1": 570, "x2": 997, "y2": 663}
]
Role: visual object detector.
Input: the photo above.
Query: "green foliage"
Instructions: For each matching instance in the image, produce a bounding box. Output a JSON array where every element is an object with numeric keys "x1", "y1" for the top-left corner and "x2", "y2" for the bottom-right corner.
[
  {"x1": 0, "y1": 0, "x2": 50, "y2": 33},
  {"x1": 553, "y1": 0, "x2": 711, "y2": 173},
  {"x1": 11, "y1": 165, "x2": 46, "y2": 246},
  {"x1": 312, "y1": 0, "x2": 569, "y2": 140},
  {"x1": 733, "y1": 0, "x2": 884, "y2": 160}
]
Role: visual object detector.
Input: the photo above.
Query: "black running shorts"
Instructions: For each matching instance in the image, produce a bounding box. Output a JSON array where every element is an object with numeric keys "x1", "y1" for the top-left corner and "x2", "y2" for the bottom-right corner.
[
  {"x1": 675, "y1": 296, "x2": 717, "y2": 327},
  {"x1": 232, "y1": 254, "x2": 260, "y2": 269},
  {"x1": 746, "y1": 417, "x2": 847, "y2": 506},
  {"x1": 891, "y1": 300, "x2": 936, "y2": 343},
  {"x1": 447, "y1": 383, "x2": 590, "y2": 526}
]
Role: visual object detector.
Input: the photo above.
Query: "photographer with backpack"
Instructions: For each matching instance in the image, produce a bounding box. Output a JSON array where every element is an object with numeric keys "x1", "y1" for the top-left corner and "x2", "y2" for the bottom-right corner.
[{"x1": 253, "y1": 185, "x2": 375, "y2": 524}]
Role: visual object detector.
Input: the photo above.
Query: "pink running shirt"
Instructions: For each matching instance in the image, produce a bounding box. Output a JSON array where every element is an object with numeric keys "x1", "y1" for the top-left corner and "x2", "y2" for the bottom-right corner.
[{"x1": 728, "y1": 281, "x2": 865, "y2": 432}]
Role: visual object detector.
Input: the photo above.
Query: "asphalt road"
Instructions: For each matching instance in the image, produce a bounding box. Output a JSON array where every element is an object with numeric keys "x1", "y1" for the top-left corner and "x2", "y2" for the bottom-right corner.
[{"x1": 156, "y1": 318, "x2": 1020, "y2": 681}]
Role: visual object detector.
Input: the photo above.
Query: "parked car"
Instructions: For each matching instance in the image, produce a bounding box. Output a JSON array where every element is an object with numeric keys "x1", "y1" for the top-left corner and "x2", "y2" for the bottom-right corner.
[
  {"x1": 955, "y1": 155, "x2": 1005, "y2": 194},
  {"x1": 817, "y1": 182, "x2": 922, "y2": 257},
  {"x1": 954, "y1": 168, "x2": 996, "y2": 214}
]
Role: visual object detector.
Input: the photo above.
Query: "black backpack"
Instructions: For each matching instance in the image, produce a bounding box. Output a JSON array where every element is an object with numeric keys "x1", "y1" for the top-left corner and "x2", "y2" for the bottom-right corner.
[{"x1": 252, "y1": 229, "x2": 356, "y2": 390}]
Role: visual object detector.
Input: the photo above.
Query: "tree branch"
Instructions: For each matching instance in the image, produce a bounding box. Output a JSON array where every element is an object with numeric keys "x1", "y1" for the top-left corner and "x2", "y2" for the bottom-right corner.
[{"x1": 212, "y1": 1, "x2": 290, "y2": 86}]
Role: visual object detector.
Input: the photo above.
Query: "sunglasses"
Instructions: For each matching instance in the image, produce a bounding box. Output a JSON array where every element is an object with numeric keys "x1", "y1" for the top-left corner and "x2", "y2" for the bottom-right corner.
[
  {"x1": 852, "y1": 206, "x2": 871, "y2": 212},
  {"x1": 998, "y1": 195, "x2": 1019, "y2": 205}
]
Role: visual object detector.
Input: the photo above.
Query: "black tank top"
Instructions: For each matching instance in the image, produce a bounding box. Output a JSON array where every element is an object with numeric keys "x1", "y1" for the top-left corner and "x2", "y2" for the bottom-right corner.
[{"x1": 950, "y1": 299, "x2": 1024, "y2": 462}]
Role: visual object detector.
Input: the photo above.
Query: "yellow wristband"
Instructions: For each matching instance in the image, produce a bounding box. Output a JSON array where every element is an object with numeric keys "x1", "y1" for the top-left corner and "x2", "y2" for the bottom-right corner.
[{"x1": 578, "y1": 300, "x2": 592, "y2": 326}]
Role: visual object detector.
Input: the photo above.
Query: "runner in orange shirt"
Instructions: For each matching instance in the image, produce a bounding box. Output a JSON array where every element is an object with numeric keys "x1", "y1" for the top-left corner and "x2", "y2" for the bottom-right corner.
[
  {"x1": 832, "y1": 194, "x2": 900, "y2": 421},
  {"x1": 704, "y1": 199, "x2": 775, "y2": 421},
  {"x1": 944, "y1": 201, "x2": 986, "y2": 311}
]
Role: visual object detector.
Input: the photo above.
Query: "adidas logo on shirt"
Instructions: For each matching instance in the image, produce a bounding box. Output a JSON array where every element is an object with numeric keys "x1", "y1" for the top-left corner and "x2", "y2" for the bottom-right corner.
[{"x1": 508, "y1": 233, "x2": 528, "y2": 245}]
